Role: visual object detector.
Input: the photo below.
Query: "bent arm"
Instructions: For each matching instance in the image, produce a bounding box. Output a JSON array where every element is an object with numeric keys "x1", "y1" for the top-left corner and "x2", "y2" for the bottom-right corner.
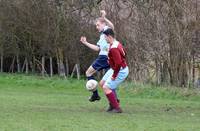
[
  {"x1": 101, "y1": 10, "x2": 114, "y2": 30},
  {"x1": 104, "y1": 17, "x2": 114, "y2": 30},
  {"x1": 84, "y1": 42, "x2": 100, "y2": 52},
  {"x1": 80, "y1": 36, "x2": 100, "y2": 52}
]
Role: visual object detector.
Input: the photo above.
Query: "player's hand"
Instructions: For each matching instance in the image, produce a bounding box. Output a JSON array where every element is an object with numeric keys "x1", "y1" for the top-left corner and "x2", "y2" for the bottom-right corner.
[
  {"x1": 111, "y1": 77, "x2": 115, "y2": 80},
  {"x1": 100, "y1": 10, "x2": 106, "y2": 18},
  {"x1": 80, "y1": 36, "x2": 87, "y2": 45}
]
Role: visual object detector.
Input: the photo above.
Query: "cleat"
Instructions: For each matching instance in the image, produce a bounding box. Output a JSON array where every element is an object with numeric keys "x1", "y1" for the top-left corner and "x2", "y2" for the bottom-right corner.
[
  {"x1": 106, "y1": 104, "x2": 114, "y2": 112},
  {"x1": 89, "y1": 95, "x2": 101, "y2": 102},
  {"x1": 109, "y1": 108, "x2": 123, "y2": 113},
  {"x1": 107, "y1": 99, "x2": 120, "y2": 112}
]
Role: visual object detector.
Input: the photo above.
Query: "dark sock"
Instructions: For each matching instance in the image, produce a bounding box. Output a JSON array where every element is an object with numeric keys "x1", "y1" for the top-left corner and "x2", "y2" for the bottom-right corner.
[
  {"x1": 106, "y1": 91, "x2": 119, "y2": 109},
  {"x1": 87, "y1": 76, "x2": 95, "y2": 80},
  {"x1": 93, "y1": 90, "x2": 99, "y2": 97}
]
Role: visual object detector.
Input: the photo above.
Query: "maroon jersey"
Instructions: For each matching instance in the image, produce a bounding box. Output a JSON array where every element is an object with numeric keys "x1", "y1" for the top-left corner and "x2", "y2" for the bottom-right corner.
[{"x1": 108, "y1": 40, "x2": 127, "y2": 79}]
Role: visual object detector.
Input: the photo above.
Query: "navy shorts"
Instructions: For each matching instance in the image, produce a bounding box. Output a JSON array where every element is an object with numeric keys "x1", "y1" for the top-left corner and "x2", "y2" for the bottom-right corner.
[{"x1": 92, "y1": 55, "x2": 110, "y2": 71}]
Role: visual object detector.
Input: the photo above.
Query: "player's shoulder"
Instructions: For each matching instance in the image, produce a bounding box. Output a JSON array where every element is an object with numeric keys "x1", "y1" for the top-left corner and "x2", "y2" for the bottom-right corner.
[{"x1": 110, "y1": 40, "x2": 120, "y2": 49}]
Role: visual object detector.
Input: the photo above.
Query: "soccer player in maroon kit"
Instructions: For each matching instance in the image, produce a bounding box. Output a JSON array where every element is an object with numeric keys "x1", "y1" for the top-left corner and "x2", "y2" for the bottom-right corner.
[{"x1": 99, "y1": 28, "x2": 129, "y2": 113}]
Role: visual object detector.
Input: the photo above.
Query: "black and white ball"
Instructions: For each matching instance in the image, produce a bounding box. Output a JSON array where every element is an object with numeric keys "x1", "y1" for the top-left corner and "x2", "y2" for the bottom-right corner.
[{"x1": 86, "y1": 80, "x2": 98, "y2": 91}]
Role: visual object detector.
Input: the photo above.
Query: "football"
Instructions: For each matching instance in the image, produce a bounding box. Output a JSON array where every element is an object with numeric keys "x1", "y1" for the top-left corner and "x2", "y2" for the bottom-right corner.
[{"x1": 86, "y1": 79, "x2": 98, "y2": 91}]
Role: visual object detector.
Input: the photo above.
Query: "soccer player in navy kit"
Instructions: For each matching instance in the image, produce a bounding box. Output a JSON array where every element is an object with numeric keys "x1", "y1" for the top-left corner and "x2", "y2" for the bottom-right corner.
[
  {"x1": 100, "y1": 28, "x2": 129, "y2": 113},
  {"x1": 80, "y1": 10, "x2": 116, "y2": 102}
]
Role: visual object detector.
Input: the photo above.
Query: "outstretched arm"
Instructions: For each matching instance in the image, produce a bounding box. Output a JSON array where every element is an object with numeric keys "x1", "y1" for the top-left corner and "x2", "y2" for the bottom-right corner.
[
  {"x1": 80, "y1": 36, "x2": 100, "y2": 52},
  {"x1": 100, "y1": 10, "x2": 114, "y2": 30}
]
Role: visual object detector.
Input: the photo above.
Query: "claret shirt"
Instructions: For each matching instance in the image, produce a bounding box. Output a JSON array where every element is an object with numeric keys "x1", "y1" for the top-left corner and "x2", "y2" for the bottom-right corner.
[{"x1": 108, "y1": 40, "x2": 127, "y2": 79}]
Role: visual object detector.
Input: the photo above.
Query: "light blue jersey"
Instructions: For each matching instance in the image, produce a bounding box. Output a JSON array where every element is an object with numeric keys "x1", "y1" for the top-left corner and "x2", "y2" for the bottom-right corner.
[{"x1": 97, "y1": 26, "x2": 109, "y2": 56}]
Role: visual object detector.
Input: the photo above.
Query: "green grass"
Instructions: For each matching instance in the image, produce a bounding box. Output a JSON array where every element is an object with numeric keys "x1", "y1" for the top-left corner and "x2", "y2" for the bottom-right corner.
[{"x1": 0, "y1": 73, "x2": 200, "y2": 131}]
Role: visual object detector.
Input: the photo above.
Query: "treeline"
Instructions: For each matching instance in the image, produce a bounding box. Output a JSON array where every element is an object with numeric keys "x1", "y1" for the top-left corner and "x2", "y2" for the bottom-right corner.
[
  {"x1": 0, "y1": 0, "x2": 199, "y2": 87},
  {"x1": 0, "y1": 0, "x2": 99, "y2": 78}
]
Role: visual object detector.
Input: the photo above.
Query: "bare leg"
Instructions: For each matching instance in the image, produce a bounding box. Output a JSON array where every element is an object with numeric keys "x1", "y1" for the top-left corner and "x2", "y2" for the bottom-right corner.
[
  {"x1": 86, "y1": 66, "x2": 96, "y2": 78},
  {"x1": 102, "y1": 85, "x2": 122, "y2": 113},
  {"x1": 99, "y1": 80, "x2": 119, "y2": 101}
]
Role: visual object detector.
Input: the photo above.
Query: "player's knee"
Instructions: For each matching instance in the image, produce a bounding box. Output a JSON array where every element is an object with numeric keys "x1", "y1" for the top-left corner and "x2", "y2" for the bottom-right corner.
[
  {"x1": 85, "y1": 70, "x2": 91, "y2": 77},
  {"x1": 102, "y1": 85, "x2": 111, "y2": 94},
  {"x1": 85, "y1": 71, "x2": 89, "y2": 77}
]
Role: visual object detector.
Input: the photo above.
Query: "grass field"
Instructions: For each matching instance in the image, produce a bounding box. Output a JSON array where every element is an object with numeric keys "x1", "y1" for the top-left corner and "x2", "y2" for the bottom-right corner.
[{"x1": 0, "y1": 73, "x2": 200, "y2": 131}]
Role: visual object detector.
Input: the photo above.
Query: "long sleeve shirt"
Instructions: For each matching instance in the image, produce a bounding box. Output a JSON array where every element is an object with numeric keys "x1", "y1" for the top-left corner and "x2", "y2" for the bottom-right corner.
[{"x1": 108, "y1": 40, "x2": 127, "y2": 79}]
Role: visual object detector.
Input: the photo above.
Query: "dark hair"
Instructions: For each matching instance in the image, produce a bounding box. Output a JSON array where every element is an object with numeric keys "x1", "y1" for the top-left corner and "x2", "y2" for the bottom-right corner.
[{"x1": 103, "y1": 28, "x2": 115, "y2": 37}]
